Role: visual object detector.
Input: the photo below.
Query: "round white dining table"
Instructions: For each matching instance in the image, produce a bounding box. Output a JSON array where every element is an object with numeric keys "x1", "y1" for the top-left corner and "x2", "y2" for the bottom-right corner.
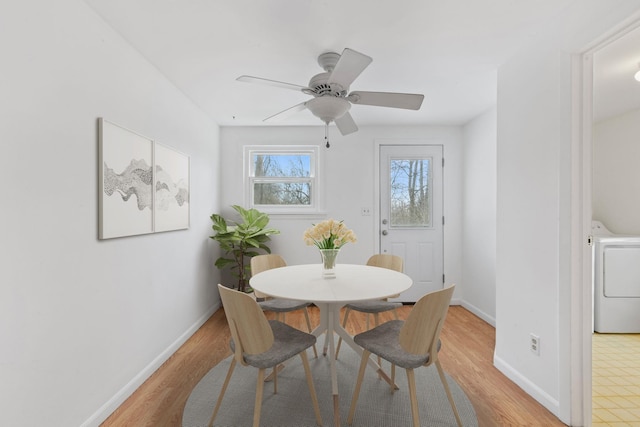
[{"x1": 250, "y1": 263, "x2": 413, "y2": 427}]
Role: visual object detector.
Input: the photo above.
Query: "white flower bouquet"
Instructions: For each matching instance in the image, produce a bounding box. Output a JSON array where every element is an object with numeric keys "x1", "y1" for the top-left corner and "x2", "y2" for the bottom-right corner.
[{"x1": 303, "y1": 219, "x2": 357, "y2": 249}]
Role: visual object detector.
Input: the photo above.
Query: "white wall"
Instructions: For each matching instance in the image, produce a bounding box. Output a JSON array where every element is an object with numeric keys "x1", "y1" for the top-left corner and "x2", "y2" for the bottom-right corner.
[
  {"x1": 593, "y1": 108, "x2": 640, "y2": 234},
  {"x1": 495, "y1": 1, "x2": 640, "y2": 424},
  {"x1": 461, "y1": 107, "x2": 497, "y2": 325},
  {"x1": 0, "y1": 1, "x2": 220, "y2": 426},
  {"x1": 497, "y1": 37, "x2": 566, "y2": 417},
  {"x1": 219, "y1": 125, "x2": 464, "y2": 299}
]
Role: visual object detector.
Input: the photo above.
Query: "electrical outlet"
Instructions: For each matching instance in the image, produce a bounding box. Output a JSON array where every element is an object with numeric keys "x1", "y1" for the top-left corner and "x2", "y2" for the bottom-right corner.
[
  {"x1": 361, "y1": 207, "x2": 371, "y2": 216},
  {"x1": 530, "y1": 333, "x2": 540, "y2": 355}
]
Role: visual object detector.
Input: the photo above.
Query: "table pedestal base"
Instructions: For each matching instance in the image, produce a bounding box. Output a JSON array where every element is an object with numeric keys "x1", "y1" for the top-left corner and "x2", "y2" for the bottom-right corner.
[{"x1": 312, "y1": 302, "x2": 398, "y2": 427}]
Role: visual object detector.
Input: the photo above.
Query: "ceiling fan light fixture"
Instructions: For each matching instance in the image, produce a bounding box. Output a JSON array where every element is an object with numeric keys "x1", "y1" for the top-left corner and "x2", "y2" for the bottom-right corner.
[
  {"x1": 306, "y1": 96, "x2": 350, "y2": 123},
  {"x1": 238, "y1": 48, "x2": 423, "y2": 136}
]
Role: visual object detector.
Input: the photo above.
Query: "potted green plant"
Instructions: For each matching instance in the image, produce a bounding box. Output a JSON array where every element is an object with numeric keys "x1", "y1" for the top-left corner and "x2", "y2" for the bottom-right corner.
[{"x1": 210, "y1": 205, "x2": 280, "y2": 292}]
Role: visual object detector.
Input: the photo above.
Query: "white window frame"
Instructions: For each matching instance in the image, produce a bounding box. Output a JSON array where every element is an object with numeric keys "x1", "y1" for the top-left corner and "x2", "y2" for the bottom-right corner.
[{"x1": 244, "y1": 145, "x2": 322, "y2": 215}]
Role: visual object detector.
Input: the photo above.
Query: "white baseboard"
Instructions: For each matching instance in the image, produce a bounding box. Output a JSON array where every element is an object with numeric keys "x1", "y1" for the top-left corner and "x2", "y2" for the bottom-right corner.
[
  {"x1": 493, "y1": 354, "x2": 560, "y2": 418},
  {"x1": 460, "y1": 300, "x2": 496, "y2": 327},
  {"x1": 80, "y1": 302, "x2": 221, "y2": 427},
  {"x1": 455, "y1": 301, "x2": 560, "y2": 420}
]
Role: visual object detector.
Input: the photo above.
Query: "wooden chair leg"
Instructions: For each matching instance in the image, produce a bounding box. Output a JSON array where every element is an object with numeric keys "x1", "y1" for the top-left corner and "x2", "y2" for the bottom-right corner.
[
  {"x1": 303, "y1": 307, "x2": 318, "y2": 358},
  {"x1": 390, "y1": 363, "x2": 396, "y2": 393},
  {"x1": 373, "y1": 313, "x2": 382, "y2": 372},
  {"x1": 347, "y1": 349, "x2": 370, "y2": 425},
  {"x1": 335, "y1": 307, "x2": 351, "y2": 359},
  {"x1": 273, "y1": 365, "x2": 278, "y2": 394},
  {"x1": 435, "y1": 361, "x2": 463, "y2": 427},
  {"x1": 253, "y1": 368, "x2": 266, "y2": 427},
  {"x1": 406, "y1": 368, "x2": 420, "y2": 427},
  {"x1": 300, "y1": 351, "x2": 323, "y2": 426},
  {"x1": 208, "y1": 358, "x2": 236, "y2": 427},
  {"x1": 387, "y1": 309, "x2": 400, "y2": 387},
  {"x1": 264, "y1": 363, "x2": 284, "y2": 382}
]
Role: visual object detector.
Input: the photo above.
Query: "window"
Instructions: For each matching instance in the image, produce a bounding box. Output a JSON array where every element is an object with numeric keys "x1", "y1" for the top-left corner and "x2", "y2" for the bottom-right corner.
[
  {"x1": 389, "y1": 157, "x2": 432, "y2": 227},
  {"x1": 245, "y1": 146, "x2": 320, "y2": 214}
]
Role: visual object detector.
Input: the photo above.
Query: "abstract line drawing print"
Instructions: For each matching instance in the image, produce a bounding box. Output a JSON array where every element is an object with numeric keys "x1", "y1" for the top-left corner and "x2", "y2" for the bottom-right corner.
[
  {"x1": 99, "y1": 119, "x2": 154, "y2": 239},
  {"x1": 103, "y1": 159, "x2": 153, "y2": 210},
  {"x1": 154, "y1": 143, "x2": 190, "y2": 232}
]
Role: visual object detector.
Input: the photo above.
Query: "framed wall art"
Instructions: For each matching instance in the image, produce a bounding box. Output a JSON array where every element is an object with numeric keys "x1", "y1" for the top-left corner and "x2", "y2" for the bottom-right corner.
[
  {"x1": 98, "y1": 118, "x2": 190, "y2": 239},
  {"x1": 154, "y1": 142, "x2": 190, "y2": 233},
  {"x1": 98, "y1": 119, "x2": 154, "y2": 239}
]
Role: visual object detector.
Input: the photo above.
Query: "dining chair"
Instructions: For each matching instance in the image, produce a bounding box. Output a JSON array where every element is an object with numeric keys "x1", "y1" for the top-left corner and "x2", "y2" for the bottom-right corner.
[
  {"x1": 346, "y1": 285, "x2": 463, "y2": 427},
  {"x1": 209, "y1": 284, "x2": 323, "y2": 427},
  {"x1": 251, "y1": 254, "x2": 318, "y2": 358},
  {"x1": 335, "y1": 254, "x2": 403, "y2": 360}
]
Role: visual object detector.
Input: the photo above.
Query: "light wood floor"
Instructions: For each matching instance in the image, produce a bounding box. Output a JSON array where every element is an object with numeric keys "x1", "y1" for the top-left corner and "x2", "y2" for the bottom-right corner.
[{"x1": 101, "y1": 305, "x2": 566, "y2": 427}]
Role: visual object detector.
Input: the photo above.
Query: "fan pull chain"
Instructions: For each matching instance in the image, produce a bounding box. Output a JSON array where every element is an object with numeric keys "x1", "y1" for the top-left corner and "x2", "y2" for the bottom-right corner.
[{"x1": 324, "y1": 122, "x2": 330, "y2": 148}]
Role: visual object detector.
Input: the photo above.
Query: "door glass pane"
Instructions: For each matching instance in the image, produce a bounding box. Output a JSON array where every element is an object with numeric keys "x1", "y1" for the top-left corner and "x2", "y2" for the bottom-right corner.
[
  {"x1": 253, "y1": 182, "x2": 311, "y2": 205},
  {"x1": 389, "y1": 158, "x2": 432, "y2": 227}
]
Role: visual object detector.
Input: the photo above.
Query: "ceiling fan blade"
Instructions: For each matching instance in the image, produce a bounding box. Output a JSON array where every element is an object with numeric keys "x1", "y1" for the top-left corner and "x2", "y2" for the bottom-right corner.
[
  {"x1": 237, "y1": 75, "x2": 311, "y2": 93},
  {"x1": 263, "y1": 102, "x2": 308, "y2": 122},
  {"x1": 334, "y1": 112, "x2": 358, "y2": 135},
  {"x1": 348, "y1": 91, "x2": 424, "y2": 110},
  {"x1": 327, "y1": 48, "x2": 372, "y2": 89}
]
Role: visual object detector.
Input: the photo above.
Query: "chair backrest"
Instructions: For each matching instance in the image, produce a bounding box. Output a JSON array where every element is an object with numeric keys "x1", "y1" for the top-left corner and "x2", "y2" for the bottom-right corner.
[
  {"x1": 366, "y1": 254, "x2": 403, "y2": 272},
  {"x1": 250, "y1": 254, "x2": 287, "y2": 299},
  {"x1": 217, "y1": 284, "x2": 274, "y2": 362},
  {"x1": 367, "y1": 254, "x2": 403, "y2": 298},
  {"x1": 399, "y1": 285, "x2": 455, "y2": 364}
]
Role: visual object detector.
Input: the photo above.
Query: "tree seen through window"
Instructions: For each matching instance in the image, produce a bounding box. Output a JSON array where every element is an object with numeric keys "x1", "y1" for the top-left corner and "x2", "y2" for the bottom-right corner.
[
  {"x1": 390, "y1": 158, "x2": 431, "y2": 226},
  {"x1": 253, "y1": 154, "x2": 311, "y2": 206}
]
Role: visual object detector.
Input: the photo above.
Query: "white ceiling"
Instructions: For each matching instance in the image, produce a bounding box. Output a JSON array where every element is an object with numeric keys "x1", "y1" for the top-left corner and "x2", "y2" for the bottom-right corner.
[{"x1": 83, "y1": 0, "x2": 640, "y2": 128}]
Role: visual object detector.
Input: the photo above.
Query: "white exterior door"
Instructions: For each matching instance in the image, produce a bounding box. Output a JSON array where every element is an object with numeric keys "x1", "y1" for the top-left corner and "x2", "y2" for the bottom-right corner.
[{"x1": 379, "y1": 145, "x2": 444, "y2": 302}]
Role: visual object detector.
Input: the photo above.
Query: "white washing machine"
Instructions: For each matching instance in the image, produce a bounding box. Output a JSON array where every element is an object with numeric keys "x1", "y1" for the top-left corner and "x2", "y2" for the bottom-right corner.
[{"x1": 593, "y1": 220, "x2": 640, "y2": 333}]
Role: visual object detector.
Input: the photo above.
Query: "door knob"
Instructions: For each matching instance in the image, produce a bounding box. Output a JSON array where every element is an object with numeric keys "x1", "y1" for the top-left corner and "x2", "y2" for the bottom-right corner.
[{"x1": 382, "y1": 230, "x2": 388, "y2": 236}]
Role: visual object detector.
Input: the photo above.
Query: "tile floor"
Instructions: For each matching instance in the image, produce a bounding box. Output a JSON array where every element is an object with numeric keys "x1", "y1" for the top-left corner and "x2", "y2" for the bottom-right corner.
[{"x1": 592, "y1": 333, "x2": 640, "y2": 426}]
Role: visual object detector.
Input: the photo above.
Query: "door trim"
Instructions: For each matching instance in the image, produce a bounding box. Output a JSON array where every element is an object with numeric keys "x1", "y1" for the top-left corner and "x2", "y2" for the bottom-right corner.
[{"x1": 574, "y1": 15, "x2": 640, "y2": 427}]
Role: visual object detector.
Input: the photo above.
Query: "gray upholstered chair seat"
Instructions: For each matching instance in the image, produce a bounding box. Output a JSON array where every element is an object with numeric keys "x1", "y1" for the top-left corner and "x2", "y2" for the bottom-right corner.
[
  {"x1": 345, "y1": 299, "x2": 401, "y2": 314},
  {"x1": 230, "y1": 320, "x2": 316, "y2": 369},
  {"x1": 353, "y1": 320, "x2": 441, "y2": 369},
  {"x1": 258, "y1": 299, "x2": 311, "y2": 313}
]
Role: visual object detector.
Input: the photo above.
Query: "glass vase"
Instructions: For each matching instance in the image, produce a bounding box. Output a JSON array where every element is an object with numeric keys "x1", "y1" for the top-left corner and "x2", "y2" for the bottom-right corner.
[{"x1": 319, "y1": 248, "x2": 340, "y2": 278}]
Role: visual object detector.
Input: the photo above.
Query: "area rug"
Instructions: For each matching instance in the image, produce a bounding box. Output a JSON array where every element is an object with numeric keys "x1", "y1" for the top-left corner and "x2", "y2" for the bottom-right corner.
[{"x1": 183, "y1": 343, "x2": 477, "y2": 427}]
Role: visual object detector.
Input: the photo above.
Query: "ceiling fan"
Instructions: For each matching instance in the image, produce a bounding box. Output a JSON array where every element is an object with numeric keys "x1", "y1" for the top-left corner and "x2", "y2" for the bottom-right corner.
[{"x1": 237, "y1": 48, "x2": 424, "y2": 147}]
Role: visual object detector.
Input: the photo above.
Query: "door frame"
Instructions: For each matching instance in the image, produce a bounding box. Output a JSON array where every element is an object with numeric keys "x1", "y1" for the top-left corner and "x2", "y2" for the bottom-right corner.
[{"x1": 574, "y1": 16, "x2": 640, "y2": 426}]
